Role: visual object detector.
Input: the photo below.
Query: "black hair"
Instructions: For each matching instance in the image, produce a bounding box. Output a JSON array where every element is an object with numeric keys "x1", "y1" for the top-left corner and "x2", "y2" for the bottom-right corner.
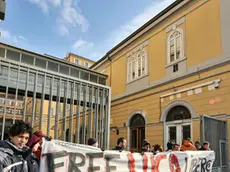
[
  {"x1": 203, "y1": 141, "x2": 210, "y2": 146},
  {"x1": 117, "y1": 137, "x2": 126, "y2": 145},
  {"x1": 172, "y1": 144, "x2": 180, "y2": 149},
  {"x1": 88, "y1": 138, "x2": 97, "y2": 146},
  {"x1": 195, "y1": 141, "x2": 200, "y2": 145},
  {"x1": 9, "y1": 121, "x2": 32, "y2": 138}
]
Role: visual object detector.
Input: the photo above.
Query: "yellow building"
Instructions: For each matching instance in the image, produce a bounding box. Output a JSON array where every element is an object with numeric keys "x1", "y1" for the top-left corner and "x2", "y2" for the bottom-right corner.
[
  {"x1": 64, "y1": 53, "x2": 95, "y2": 68},
  {"x1": 90, "y1": 0, "x2": 230, "y2": 170}
]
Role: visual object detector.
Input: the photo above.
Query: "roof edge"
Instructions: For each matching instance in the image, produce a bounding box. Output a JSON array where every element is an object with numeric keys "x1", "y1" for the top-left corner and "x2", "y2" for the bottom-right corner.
[{"x1": 90, "y1": 0, "x2": 185, "y2": 69}]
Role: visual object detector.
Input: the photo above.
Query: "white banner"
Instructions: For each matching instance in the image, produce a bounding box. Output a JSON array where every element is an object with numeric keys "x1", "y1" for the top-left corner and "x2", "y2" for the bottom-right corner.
[{"x1": 40, "y1": 139, "x2": 215, "y2": 172}]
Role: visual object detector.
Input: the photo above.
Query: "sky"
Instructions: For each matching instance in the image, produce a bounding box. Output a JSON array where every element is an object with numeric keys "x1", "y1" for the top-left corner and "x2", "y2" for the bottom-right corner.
[{"x1": 0, "y1": 0, "x2": 175, "y2": 61}]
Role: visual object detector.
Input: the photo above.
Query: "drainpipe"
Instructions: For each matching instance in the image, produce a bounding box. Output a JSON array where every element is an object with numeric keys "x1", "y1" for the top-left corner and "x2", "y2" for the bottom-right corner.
[{"x1": 107, "y1": 54, "x2": 112, "y2": 87}]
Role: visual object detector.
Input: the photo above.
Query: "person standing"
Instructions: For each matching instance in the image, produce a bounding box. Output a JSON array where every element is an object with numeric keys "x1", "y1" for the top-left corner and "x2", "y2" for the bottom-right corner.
[
  {"x1": 0, "y1": 121, "x2": 39, "y2": 172},
  {"x1": 112, "y1": 137, "x2": 127, "y2": 151},
  {"x1": 141, "y1": 140, "x2": 151, "y2": 152},
  {"x1": 172, "y1": 144, "x2": 180, "y2": 151},
  {"x1": 180, "y1": 138, "x2": 196, "y2": 151},
  {"x1": 195, "y1": 141, "x2": 201, "y2": 150},
  {"x1": 199, "y1": 141, "x2": 211, "y2": 151},
  {"x1": 87, "y1": 138, "x2": 99, "y2": 148}
]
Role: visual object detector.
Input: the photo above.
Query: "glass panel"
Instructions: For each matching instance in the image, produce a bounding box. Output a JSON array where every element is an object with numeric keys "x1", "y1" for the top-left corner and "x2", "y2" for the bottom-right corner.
[
  {"x1": 80, "y1": 71, "x2": 89, "y2": 80},
  {"x1": 46, "y1": 77, "x2": 51, "y2": 86},
  {"x1": 70, "y1": 68, "x2": 79, "y2": 78},
  {"x1": 139, "y1": 128, "x2": 145, "y2": 151},
  {"x1": 176, "y1": 37, "x2": 181, "y2": 59},
  {"x1": 170, "y1": 40, "x2": 175, "y2": 62},
  {"x1": 138, "y1": 57, "x2": 141, "y2": 77},
  {"x1": 84, "y1": 62, "x2": 89, "y2": 68},
  {"x1": 74, "y1": 58, "x2": 79, "y2": 65},
  {"x1": 90, "y1": 74, "x2": 98, "y2": 83},
  {"x1": 99, "y1": 77, "x2": 106, "y2": 85},
  {"x1": 221, "y1": 142, "x2": 227, "y2": 166},
  {"x1": 37, "y1": 75, "x2": 44, "y2": 85},
  {"x1": 48, "y1": 61, "x2": 58, "y2": 72},
  {"x1": 182, "y1": 125, "x2": 191, "y2": 140},
  {"x1": 60, "y1": 65, "x2": 69, "y2": 75},
  {"x1": 131, "y1": 129, "x2": 137, "y2": 149},
  {"x1": 142, "y1": 55, "x2": 145, "y2": 73},
  {"x1": 169, "y1": 126, "x2": 177, "y2": 144},
  {"x1": 35, "y1": 58, "x2": 46, "y2": 69},
  {"x1": 130, "y1": 114, "x2": 145, "y2": 127},
  {"x1": 20, "y1": 71, "x2": 27, "y2": 81},
  {"x1": 10, "y1": 69, "x2": 18, "y2": 80},
  {"x1": 166, "y1": 106, "x2": 191, "y2": 122},
  {"x1": 0, "y1": 48, "x2": 5, "y2": 57},
  {"x1": 128, "y1": 63, "x2": 132, "y2": 81},
  {"x1": 7, "y1": 50, "x2": 20, "y2": 61},
  {"x1": 29, "y1": 73, "x2": 35, "y2": 83},
  {"x1": 132, "y1": 61, "x2": 135, "y2": 79},
  {"x1": 21, "y1": 54, "x2": 34, "y2": 65}
]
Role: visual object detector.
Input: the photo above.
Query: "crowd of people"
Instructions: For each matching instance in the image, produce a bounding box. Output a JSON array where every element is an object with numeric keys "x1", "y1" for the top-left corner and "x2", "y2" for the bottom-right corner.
[
  {"x1": 0, "y1": 121, "x2": 211, "y2": 171},
  {"x1": 139, "y1": 137, "x2": 211, "y2": 153}
]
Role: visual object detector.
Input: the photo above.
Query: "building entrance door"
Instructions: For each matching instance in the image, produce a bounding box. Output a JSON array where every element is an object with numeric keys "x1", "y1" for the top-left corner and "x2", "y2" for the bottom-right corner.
[
  {"x1": 164, "y1": 105, "x2": 192, "y2": 149},
  {"x1": 166, "y1": 122, "x2": 191, "y2": 145},
  {"x1": 129, "y1": 114, "x2": 145, "y2": 152}
]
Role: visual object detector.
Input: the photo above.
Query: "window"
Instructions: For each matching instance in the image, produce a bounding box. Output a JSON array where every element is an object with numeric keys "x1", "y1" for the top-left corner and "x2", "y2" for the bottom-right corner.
[
  {"x1": 173, "y1": 64, "x2": 178, "y2": 73},
  {"x1": 84, "y1": 62, "x2": 89, "y2": 68},
  {"x1": 74, "y1": 58, "x2": 79, "y2": 65},
  {"x1": 127, "y1": 50, "x2": 147, "y2": 82},
  {"x1": 168, "y1": 29, "x2": 183, "y2": 64}
]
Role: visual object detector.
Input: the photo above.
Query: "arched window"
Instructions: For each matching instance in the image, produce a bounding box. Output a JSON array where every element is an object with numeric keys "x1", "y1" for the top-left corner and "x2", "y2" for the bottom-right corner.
[
  {"x1": 130, "y1": 114, "x2": 145, "y2": 152},
  {"x1": 166, "y1": 106, "x2": 191, "y2": 122},
  {"x1": 168, "y1": 29, "x2": 183, "y2": 64},
  {"x1": 127, "y1": 50, "x2": 147, "y2": 82}
]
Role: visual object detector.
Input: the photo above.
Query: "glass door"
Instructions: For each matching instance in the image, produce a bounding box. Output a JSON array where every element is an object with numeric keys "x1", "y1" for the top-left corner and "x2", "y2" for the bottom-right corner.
[
  {"x1": 181, "y1": 124, "x2": 191, "y2": 140},
  {"x1": 130, "y1": 127, "x2": 145, "y2": 152},
  {"x1": 168, "y1": 126, "x2": 177, "y2": 144},
  {"x1": 166, "y1": 123, "x2": 191, "y2": 146}
]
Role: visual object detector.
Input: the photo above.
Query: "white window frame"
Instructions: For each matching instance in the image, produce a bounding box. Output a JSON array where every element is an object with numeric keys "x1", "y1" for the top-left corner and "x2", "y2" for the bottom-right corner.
[
  {"x1": 165, "y1": 121, "x2": 192, "y2": 147},
  {"x1": 127, "y1": 50, "x2": 147, "y2": 83},
  {"x1": 84, "y1": 62, "x2": 89, "y2": 68},
  {"x1": 167, "y1": 28, "x2": 184, "y2": 65},
  {"x1": 74, "y1": 58, "x2": 79, "y2": 65}
]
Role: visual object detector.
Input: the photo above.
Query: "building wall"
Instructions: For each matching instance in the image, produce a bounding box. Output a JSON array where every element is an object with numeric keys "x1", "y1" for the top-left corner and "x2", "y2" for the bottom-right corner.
[
  {"x1": 109, "y1": 65, "x2": 230, "y2": 150},
  {"x1": 94, "y1": 0, "x2": 223, "y2": 98},
  {"x1": 90, "y1": 0, "x2": 230, "y2": 166},
  {"x1": 66, "y1": 53, "x2": 95, "y2": 68}
]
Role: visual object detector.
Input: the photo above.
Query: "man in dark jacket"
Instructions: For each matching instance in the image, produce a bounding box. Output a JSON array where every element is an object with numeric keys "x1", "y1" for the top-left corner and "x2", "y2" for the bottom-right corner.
[
  {"x1": 199, "y1": 141, "x2": 211, "y2": 151},
  {"x1": 0, "y1": 121, "x2": 39, "y2": 172},
  {"x1": 112, "y1": 137, "x2": 127, "y2": 151}
]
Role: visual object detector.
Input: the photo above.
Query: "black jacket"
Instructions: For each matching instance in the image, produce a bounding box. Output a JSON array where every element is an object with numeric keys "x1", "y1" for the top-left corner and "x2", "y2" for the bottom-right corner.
[
  {"x1": 0, "y1": 140, "x2": 39, "y2": 172},
  {"x1": 112, "y1": 146, "x2": 124, "y2": 151}
]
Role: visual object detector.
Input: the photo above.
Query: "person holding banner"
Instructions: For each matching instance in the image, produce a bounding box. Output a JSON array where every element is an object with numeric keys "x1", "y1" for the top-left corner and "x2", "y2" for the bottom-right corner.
[
  {"x1": 180, "y1": 138, "x2": 196, "y2": 151},
  {"x1": 141, "y1": 140, "x2": 151, "y2": 152},
  {"x1": 199, "y1": 141, "x2": 211, "y2": 151},
  {"x1": 112, "y1": 137, "x2": 127, "y2": 151},
  {"x1": 87, "y1": 138, "x2": 99, "y2": 148},
  {"x1": 0, "y1": 121, "x2": 39, "y2": 172}
]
